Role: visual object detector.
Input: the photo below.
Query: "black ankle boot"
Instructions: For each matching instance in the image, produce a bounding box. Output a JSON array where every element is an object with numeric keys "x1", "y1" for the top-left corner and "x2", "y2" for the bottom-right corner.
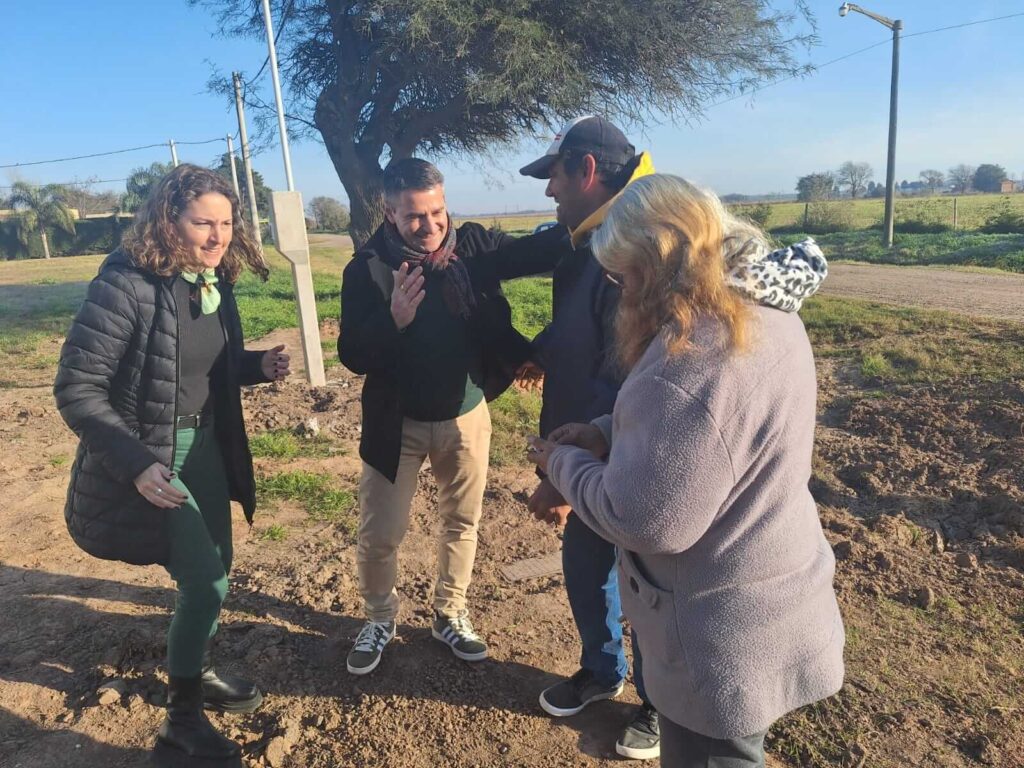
[
  {"x1": 158, "y1": 674, "x2": 241, "y2": 758},
  {"x1": 201, "y1": 650, "x2": 264, "y2": 714}
]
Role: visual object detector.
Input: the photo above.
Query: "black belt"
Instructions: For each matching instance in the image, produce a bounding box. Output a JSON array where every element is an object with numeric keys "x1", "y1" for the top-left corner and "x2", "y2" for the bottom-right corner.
[{"x1": 176, "y1": 411, "x2": 213, "y2": 430}]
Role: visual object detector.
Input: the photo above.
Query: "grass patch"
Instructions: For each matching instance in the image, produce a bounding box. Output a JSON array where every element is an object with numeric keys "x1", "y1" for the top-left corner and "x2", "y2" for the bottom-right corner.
[
  {"x1": 256, "y1": 469, "x2": 356, "y2": 527},
  {"x1": 249, "y1": 429, "x2": 336, "y2": 460},
  {"x1": 503, "y1": 277, "x2": 552, "y2": 339},
  {"x1": 792, "y1": 230, "x2": 1024, "y2": 273},
  {"x1": 259, "y1": 524, "x2": 288, "y2": 542},
  {"x1": 48, "y1": 454, "x2": 68, "y2": 467},
  {"x1": 489, "y1": 388, "x2": 543, "y2": 467},
  {"x1": 803, "y1": 296, "x2": 1024, "y2": 383}
]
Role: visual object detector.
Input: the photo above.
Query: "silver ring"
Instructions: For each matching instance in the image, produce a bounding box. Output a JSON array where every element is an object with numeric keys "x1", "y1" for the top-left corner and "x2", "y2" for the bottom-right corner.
[{"x1": 155, "y1": 488, "x2": 163, "y2": 495}]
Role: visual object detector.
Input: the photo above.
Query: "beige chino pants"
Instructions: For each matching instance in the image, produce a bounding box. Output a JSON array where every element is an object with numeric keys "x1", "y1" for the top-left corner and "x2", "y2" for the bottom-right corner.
[{"x1": 356, "y1": 399, "x2": 491, "y2": 623}]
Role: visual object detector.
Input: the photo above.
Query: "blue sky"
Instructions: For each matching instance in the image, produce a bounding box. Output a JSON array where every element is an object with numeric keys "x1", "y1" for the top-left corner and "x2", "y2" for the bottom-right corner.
[{"x1": 2, "y1": 1, "x2": 1023, "y2": 214}]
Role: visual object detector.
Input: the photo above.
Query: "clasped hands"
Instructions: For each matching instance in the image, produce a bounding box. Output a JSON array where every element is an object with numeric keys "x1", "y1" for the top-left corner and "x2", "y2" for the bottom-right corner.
[{"x1": 525, "y1": 423, "x2": 609, "y2": 527}]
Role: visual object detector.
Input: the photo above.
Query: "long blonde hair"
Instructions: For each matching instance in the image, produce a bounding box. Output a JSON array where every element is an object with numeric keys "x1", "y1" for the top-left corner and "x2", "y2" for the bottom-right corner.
[{"x1": 592, "y1": 174, "x2": 757, "y2": 369}]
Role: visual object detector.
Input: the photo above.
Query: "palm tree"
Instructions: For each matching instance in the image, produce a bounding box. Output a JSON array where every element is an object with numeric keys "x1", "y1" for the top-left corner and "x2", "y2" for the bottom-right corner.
[
  {"x1": 120, "y1": 162, "x2": 174, "y2": 213},
  {"x1": 6, "y1": 181, "x2": 76, "y2": 259}
]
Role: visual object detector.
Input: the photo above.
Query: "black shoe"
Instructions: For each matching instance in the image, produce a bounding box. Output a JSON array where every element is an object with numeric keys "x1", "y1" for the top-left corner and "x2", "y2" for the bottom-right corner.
[
  {"x1": 158, "y1": 675, "x2": 241, "y2": 758},
  {"x1": 431, "y1": 611, "x2": 488, "y2": 662},
  {"x1": 539, "y1": 668, "x2": 624, "y2": 717},
  {"x1": 616, "y1": 702, "x2": 661, "y2": 760},
  {"x1": 201, "y1": 650, "x2": 264, "y2": 713}
]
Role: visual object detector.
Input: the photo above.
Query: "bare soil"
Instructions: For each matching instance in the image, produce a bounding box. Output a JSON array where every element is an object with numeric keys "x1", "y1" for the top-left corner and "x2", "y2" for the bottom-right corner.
[
  {"x1": 1, "y1": 324, "x2": 1022, "y2": 768},
  {"x1": 822, "y1": 263, "x2": 1024, "y2": 322}
]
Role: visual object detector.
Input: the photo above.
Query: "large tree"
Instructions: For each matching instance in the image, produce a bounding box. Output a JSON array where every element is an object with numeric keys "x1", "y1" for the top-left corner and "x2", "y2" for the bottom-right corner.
[
  {"x1": 307, "y1": 196, "x2": 350, "y2": 231},
  {"x1": 5, "y1": 181, "x2": 76, "y2": 259},
  {"x1": 836, "y1": 161, "x2": 873, "y2": 199},
  {"x1": 194, "y1": 0, "x2": 815, "y2": 246},
  {"x1": 919, "y1": 169, "x2": 945, "y2": 196},
  {"x1": 973, "y1": 164, "x2": 1009, "y2": 194},
  {"x1": 796, "y1": 172, "x2": 836, "y2": 202},
  {"x1": 948, "y1": 164, "x2": 975, "y2": 195}
]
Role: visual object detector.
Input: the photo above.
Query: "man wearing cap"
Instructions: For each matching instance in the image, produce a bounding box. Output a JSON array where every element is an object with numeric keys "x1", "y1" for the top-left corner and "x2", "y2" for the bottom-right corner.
[{"x1": 519, "y1": 116, "x2": 661, "y2": 761}]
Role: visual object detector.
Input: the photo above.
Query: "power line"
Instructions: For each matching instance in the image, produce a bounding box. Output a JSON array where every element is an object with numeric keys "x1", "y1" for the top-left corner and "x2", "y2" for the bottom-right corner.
[
  {"x1": 708, "y1": 9, "x2": 1024, "y2": 109},
  {"x1": 0, "y1": 135, "x2": 235, "y2": 170},
  {"x1": 0, "y1": 178, "x2": 128, "y2": 190}
]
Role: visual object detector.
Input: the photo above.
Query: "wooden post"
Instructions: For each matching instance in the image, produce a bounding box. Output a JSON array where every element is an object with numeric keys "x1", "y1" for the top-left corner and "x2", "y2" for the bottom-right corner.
[
  {"x1": 803, "y1": 202, "x2": 809, "y2": 230},
  {"x1": 952, "y1": 197, "x2": 958, "y2": 232}
]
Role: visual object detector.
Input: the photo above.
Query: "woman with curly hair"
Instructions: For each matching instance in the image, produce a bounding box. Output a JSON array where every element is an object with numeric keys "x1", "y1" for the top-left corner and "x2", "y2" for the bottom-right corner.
[
  {"x1": 54, "y1": 163, "x2": 289, "y2": 759},
  {"x1": 527, "y1": 174, "x2": 843, "y2": 767}
]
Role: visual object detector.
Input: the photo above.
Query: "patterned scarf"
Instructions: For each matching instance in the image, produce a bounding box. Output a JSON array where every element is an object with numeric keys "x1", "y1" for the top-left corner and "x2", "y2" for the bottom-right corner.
[
  {"x1": 181, "y1": 269, "x2": 221, "y2": 314},
  {"x1": 381, "y1": 217, "x2": 476, "y2": 320},
  {"x1": 726, "y1": 237, "x2": 828, "y2": 312}
]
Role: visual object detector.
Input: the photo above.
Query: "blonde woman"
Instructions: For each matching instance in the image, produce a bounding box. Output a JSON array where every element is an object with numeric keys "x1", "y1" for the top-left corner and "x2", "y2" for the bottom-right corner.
[{"x1": 526, "y1": 174, "x2": 843, "y2": 767}]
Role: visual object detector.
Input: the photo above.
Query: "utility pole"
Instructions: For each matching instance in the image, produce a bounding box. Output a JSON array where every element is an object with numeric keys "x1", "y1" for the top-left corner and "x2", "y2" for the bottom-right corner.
[
  {"x1": 226, "y1": 134, "x2": 241, "y2": 199},
  {"x1": 168, "y1": 140, "x2": 179, "y2": 167},
  {"x1": 839, "y1": 3, "x2": 902, "y2": 248},
  {"x1": 232, "y1": 72, "x2": 262, "y2": 243},
  {"x1": 259, "y1": 0, "x2": 326, "y2": 387}
]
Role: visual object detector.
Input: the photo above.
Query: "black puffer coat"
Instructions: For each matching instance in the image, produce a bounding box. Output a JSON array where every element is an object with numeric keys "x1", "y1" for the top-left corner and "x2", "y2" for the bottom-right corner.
[{"x1": 54, "y1": 249, "x2": 269, "y2": 566}]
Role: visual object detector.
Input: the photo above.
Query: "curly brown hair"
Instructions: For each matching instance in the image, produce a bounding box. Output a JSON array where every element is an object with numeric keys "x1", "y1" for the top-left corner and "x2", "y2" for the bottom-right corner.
[
  {"x1": 121, "y1": 163, "x2": 268, "y2": 283},
  {"x1": 592, "y1": 174, "x2": 752, "y2": 370}
]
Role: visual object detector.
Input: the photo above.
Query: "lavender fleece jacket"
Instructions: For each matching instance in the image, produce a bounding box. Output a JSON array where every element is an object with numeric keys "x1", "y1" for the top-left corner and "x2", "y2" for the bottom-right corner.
[{"x1": 547, "y1": 306, "x2": 845, "y2": 739}]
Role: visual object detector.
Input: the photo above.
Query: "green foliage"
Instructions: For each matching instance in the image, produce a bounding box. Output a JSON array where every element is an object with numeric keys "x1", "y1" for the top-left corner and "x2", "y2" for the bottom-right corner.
[
  {"x1": 797, "y1": 202, "x2": 855, "y2": 234},
  {"x1": 796, "y1": 172, "x2": 836, "y2": 202},
  {"x1": 259, "y1": 524, "x2": 288, "y2": 541},
  {"x1": 195, "y1": 0, "x2": 815, "y2": 244},
  {"x1": 980, "y1": 197, "x2": 1024, "y2": 234},
  {"x1": 489, "y1": 388, "x2": 543, "y2": 468},
  {"x1": 307, "y1": 196, "x2": 350, "y2": 232},
  {"x1": 4, "y1": 182, "x2": 77, "y2": 259},
  {"x1": 122, "y1": 162, "x2": 174, "y2": 212},
  {"x1": 249, "y1": 428, "x2": 335, "y2": 459},
  {"x1": 973, "y1": 163, "x2": 1009, "y2": 194},
  {"x1": 731, "y1": 202, "x2": 772, "y2": 229},
  {"x1": 256, "y1": 470, "x2": 356, "y2": 526},
  {"x1": 808, "y1": 231, "x2": 1024, "y2": 273},
  {"x1": 212, "y1": 153, "x2": 272, "y2": 219}
]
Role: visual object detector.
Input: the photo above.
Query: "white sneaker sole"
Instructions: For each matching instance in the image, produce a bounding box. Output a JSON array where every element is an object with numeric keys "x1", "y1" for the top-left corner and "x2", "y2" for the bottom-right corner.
[
  {"x1": 430, "y1": 628, "x2": 489, "y2": 661},
  {"x1": 615, "y1": 741, "x2": 661, "y2": 760},
  {"x1": 346, "y1": 654, "x2": 382, "y2": 675},
  {"x1": 538, "y1": 682, "x2": 625, "y2": 717}
]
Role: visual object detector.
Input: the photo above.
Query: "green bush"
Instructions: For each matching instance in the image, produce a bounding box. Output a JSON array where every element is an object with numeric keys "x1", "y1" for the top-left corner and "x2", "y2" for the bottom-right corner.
[
  {"x1": 731, "y1": 203, "x2": 772, "y2": 230},
  {"x1": 980, "y1": 198, "x2": 1024, "y2": 234},
  {"x1": 0, "y1": 216, "x2": 129, "y2": 260}
]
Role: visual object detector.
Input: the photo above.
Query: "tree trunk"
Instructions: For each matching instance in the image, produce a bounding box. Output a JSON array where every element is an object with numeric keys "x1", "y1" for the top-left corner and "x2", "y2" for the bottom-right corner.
[{"x1": 40, "y1": 231, "x2": 51, "y2": 259}]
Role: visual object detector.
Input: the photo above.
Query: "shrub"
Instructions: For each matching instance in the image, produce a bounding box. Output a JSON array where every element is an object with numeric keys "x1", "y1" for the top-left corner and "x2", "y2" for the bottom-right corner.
[
  {"x1": 802, "y1": 202, "x2": 855, "y2": 234},
  {"x1": 731, "y1": 203, "x2": 772, "y2": 230},
  {"x1": 980, "y1": 198, "x2": 1024, "y2": 234}
]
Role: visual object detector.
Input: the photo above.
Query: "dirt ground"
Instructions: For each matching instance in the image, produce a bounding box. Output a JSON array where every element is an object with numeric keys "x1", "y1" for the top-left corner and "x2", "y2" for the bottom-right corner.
[
  {"x1": 822, "y1": 263, "x2": 1024, "y2": 323},
  {"x1": 2, "y1": 319, "x2": 1023, "y2": 767}
]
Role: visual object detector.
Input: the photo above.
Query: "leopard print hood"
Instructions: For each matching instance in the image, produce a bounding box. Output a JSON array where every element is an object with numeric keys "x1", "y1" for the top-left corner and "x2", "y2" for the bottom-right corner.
[{"x1": 727, "y1": 237, "x2": 827, "y2": 312}]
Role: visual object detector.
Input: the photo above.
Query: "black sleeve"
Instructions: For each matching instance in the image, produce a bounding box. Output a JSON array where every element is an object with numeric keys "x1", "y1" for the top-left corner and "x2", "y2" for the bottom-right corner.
[
  {"x1": 53, "y1": 271, "x2": 161, "y2": 483},
  {"x1": 472, "y1": 223, "x2": 569, "y2": 280},
  {"x1": 586, "y1": 277, "x2": 624, "y2": 422},
  {"x1": 337, "y1": 256, "x2": 401, "y2": 376}
]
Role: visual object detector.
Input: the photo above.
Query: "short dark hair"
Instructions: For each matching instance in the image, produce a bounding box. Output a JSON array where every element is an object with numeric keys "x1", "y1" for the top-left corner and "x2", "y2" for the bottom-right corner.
[
  {"x1": 383, "y1": 158, "x2": 444, "y2": 200},
  {"x1": 562, "y1": 151, "x2": 639, "y2": 194}
]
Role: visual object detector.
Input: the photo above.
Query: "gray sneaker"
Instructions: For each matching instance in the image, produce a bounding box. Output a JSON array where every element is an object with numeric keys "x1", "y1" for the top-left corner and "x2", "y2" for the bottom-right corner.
[
  {"x1": 616, "y1": 703, "x2": 661, "y2": 760},
  {"x1": 539, "y1": 668, "x2": 625, "y2": 717},
  {"x1": 431, "y1": 611, "x2": 488, "y2": 661},
  {"x1": 346, "y1": 620, "x2": 396, "y2": 675}
]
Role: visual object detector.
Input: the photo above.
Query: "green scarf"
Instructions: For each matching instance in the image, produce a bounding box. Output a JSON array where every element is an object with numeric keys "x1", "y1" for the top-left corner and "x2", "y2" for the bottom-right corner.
[{"x1": 181, "y1": 269, "x2": 221, "y2": 315}]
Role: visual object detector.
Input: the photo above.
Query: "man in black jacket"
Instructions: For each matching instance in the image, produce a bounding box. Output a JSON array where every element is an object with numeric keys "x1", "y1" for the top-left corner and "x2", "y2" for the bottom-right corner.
[
  {"x1": 520, "y1": 116, "x2": 661, "y2": 761},
  {"x1": 338, "y1": 159, "x2": 559, "y2": 676}
]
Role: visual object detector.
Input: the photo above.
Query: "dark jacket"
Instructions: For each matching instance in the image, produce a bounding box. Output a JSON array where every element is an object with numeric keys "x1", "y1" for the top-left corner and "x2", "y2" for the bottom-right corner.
[
  {"x1": 338, "y1": 222, "x2": 563, "y2": 482},
  {"x1": 53, "y1": 249, "x2": 269, "y2": 566},
  {"x1": 535, "y1": 151, "x2": 656, "y2": 438},
  {"x1": 534, "y1": 231, "x2": 622, "y2": 439}
]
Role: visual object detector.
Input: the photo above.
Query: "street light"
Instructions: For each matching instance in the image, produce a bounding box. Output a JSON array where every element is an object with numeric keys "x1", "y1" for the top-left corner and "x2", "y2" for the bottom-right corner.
[{"x1": 839, "y1": 3, "x2": 903, "y2": 248}]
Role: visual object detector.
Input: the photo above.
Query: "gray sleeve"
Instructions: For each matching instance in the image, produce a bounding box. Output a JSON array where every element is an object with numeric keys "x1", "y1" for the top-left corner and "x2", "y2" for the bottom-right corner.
[
  {"x1": 548, "y1": 374, "x2": 735, "y2": 555},
  {"x1": 591, "y1": 414, "x2": 614, "y2": 446}
]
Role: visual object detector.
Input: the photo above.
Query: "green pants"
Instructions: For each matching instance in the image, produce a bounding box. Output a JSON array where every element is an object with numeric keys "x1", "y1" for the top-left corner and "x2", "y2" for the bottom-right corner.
[{"x1": 164, "y1": 424, "x2": 233, "y2": 677}]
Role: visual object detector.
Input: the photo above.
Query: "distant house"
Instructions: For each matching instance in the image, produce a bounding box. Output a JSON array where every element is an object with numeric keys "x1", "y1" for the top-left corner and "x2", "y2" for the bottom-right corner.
[{"x1": 1000, "y1": 179, "x2": 1016, "y2": 194}]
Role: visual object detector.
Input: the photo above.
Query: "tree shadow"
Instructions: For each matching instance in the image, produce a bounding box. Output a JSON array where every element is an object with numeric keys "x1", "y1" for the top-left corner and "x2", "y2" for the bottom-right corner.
[{"x1": 0, "y1": 561, "x2": 636, "y2": 761}]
